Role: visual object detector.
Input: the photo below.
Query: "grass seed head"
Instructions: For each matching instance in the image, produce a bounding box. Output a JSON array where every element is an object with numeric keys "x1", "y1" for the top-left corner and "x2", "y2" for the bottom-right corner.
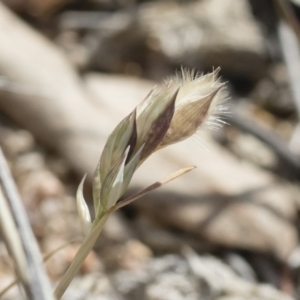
[{"x1": 92, "y1": 68, "x2": 228, "y2": 215}]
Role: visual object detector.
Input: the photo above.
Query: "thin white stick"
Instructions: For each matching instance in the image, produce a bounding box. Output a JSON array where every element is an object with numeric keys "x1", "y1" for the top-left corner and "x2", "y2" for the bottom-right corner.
[{"x1": 0, "y1": 147, "x2": 53, "y2": 300}]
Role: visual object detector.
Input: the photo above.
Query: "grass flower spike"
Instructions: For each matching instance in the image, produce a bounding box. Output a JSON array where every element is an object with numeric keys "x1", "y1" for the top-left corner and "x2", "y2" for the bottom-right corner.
[
  {"x1": 158, "y1": 68, "x2": 227, "y2": 148},
  {"x1": 54, "y1": 68, "x2": 228, "y2": 299}
]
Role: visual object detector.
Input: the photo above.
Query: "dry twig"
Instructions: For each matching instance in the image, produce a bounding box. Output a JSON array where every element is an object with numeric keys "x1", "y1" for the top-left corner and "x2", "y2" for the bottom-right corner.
[{"x1": 0, "y1": 147, "x2": 53, "y2": 300}]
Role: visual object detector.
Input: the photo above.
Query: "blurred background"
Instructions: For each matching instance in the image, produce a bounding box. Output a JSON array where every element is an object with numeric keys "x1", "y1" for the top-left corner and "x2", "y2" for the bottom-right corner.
[{"x1": 0, "y1": 0, "x2": 300, "y2": 299}]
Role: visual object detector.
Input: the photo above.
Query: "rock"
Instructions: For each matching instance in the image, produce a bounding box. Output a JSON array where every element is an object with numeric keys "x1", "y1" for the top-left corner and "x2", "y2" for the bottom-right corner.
[
  {"x1": 133, "y1": 214, "x2": 214, "y2": 253},
  {"x1": 116, "y1": 239, "x2": 153, "y2": 270},
  {"x1": 61, "y1": 272, "x2": 121, "y2": 300},
  {"x1": 139, "y1": 0, "x2": 267, "y2": 81},
  {"x1": 251, "y1": 64, "x2": 295, "y2": 117},
  {"x1": 0, "y1": 128, "x2": 35, "y2": 157},
  {"x1": 59, "y1": 0, "x2": 268, "y2": 81},
  {"x1": 133, "y1": 138, "x2": 298, "y2": 260},
  {"x1": 113, "y1": 253, "x2": 293, "y2": 300}
]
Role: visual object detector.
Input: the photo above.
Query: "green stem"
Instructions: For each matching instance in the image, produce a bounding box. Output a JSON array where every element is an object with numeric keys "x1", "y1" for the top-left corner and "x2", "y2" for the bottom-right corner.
[{"x1": 54, "y1": 214, "x2": 109, "y2": 299}]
